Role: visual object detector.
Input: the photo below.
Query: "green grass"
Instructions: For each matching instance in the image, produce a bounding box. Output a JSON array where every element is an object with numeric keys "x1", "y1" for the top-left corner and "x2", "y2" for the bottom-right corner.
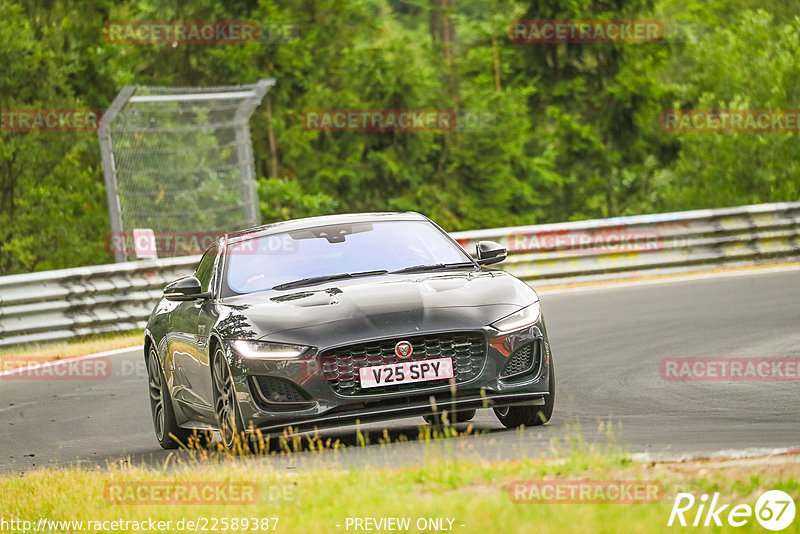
[{"x1": 1, "y1": 430, "x2": 797, "y2": 534}]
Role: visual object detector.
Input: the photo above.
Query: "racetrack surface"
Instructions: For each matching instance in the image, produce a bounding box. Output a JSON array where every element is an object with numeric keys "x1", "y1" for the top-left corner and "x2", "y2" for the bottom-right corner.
[{"x1": 1, "y1": 268, "x2": 798, "y2": 473}]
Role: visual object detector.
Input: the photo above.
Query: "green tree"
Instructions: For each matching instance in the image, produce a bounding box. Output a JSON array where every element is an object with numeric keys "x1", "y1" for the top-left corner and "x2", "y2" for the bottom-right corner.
[
  {"x1": 0, "y1": 1, "x2": 111, "y2": 274},
  {"x1": 655, "y1": 7, "x2": 800, "y2": 208}
]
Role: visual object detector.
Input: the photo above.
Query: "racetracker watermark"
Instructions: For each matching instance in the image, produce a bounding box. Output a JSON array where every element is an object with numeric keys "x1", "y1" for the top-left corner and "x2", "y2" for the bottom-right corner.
[
  {"x1": 302, "y1": 109, "x2": 494, "y2": 133},
  {"x1": 510, "y1": 20, "x2": 663, "y2": 43},
  {"x1": 1, "y1": 356, "x2": 175, "y2": 381},
  {"x1": 1, "y1": 109, "x2": 101, "y2": 132},
  {"x1": 510, "y1": 480, "x2": 663, "y2": 503},
  {"x1": 661, "y1": 358, "x2": 800, "y2": 381},
  {"x1": 103, "y1": 21, "x2": 299, "y2": 44},
  {"x1": 1, "y1": 517, "x2": 280, "y2": 533},
  {"x1": 0, "y1": 357, "x2": 112, "y2": 381},
  {"x1": 104, "y1": 481, "x2": 296, "y2": 505},
  {"x1": 107, "y1": 230, "x2": 226, "y2": 257},
  {"x1": 106, "y1": 231, "x2": 297, "y2": 257},
  {"x1": 661, "y1": 110, "x2": 800, "y2": 133},
  {"x1": 304, "y1": 109, "x2": 452, "y2": 132},
  {"x1": 503, "y1": 227, "x2": 666, "y2": 254}
]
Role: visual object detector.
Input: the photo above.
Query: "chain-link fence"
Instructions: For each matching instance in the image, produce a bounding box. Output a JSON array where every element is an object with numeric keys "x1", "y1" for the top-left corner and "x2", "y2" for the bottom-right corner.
[{"x1": 98, "y1": 80, "x2": 274, "y2": 262}]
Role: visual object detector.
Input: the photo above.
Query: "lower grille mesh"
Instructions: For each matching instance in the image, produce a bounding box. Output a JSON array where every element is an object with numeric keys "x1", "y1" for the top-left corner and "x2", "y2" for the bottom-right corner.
[
  {"x1": 320, "y1": 332, "x2": 486, "y2": 396},
  {"x1": 501, "y1": 342, "x2": 540, "y2": 379},
  {"x1": 254, "y1": 376, "x2": 309, "y2": 403}
]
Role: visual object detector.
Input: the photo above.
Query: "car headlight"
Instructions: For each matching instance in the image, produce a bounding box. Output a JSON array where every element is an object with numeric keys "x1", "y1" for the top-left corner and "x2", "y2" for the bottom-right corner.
[
  {"x1": 232, "y1": 340, "x2": 309, "y2": 359},
  {"x1": 491, "y1": 302, "x2": 541, "y2": 332}
]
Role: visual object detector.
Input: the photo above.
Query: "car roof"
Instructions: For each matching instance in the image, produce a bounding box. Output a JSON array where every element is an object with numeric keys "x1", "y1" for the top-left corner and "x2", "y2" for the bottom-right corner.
[{"x1": 224, "y1": 211, "x2": 430, "y2": 244}]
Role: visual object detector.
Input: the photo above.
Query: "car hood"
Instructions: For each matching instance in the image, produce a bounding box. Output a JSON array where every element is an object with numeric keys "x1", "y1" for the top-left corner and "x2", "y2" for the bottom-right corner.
[{"x1": 215, "y1": 270, "x2": 537, "y2": 348}]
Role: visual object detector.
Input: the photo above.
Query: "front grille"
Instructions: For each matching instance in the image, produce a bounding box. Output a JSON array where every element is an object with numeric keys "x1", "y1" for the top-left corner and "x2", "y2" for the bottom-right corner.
[
  {"x1": 500, "y1": 342, "x2": 540, "y2": 379},
  {"x1": 252, "y1": 376, "x2": 310, "y2": 404},
  {"x1": 320, "y1": 332, "x2": 486, "y2": 396}
]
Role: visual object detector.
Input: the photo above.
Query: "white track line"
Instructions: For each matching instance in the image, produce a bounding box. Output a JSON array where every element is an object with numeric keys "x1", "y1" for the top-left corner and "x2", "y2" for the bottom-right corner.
[
  {"x1": 0, "y1": 345, "x2": 143, "y2": 378},
  {"x1": 539, "y1": 263, "x2": 800, "y2": 295},
  {"x1": 630, "y1": 447, "x2": 800, "y2": 463}
]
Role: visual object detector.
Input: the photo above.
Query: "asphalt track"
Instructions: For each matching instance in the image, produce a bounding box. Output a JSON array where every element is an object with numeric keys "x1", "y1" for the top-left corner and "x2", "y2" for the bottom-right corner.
[{"x1": 1, "y1": 267, "x2": 798, "y2": 473}]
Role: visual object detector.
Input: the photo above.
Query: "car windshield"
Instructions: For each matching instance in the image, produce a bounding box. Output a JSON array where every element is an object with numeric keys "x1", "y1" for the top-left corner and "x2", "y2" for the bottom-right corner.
[{"x1": 223, "y1": 219, "x2": 473, "y2": 295}]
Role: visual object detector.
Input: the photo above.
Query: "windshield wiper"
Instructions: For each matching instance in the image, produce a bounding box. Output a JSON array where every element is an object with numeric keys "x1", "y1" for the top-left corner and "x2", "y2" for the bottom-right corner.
[
  {"x1": 272, "y1": 270, "x2": 389, "y2": 290},
  {"x1": 390, "y1": 262, "x2": 476, "y2": 274}
]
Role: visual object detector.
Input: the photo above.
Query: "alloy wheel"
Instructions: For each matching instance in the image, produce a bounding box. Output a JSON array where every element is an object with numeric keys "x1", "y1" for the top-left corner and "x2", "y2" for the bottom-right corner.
[
  {"x1": 147, "y1": 347, "x2": 166, "y2": 442},
  {"x1": 213, "y1": 347, "x2": 238, "y2": 449}
]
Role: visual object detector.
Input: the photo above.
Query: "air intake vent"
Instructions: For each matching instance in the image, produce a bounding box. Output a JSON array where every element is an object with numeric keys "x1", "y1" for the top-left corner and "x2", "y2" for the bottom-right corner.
[
  {"x1": 253, "y1": 376, "x2": 310, "y2": 404},
  {"x1": 500, "y1": 342, "x2": 540, "y2": 379}
]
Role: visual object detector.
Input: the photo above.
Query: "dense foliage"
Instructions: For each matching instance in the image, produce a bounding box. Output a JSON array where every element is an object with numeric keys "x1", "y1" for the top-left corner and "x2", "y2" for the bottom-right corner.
[{"x1": 1, "y1": 0, "x2": 798, "y2": 274}]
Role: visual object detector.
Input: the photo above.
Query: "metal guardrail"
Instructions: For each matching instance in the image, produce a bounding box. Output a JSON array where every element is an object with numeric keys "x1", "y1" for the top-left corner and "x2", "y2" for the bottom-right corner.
[
  {"x1": 452, "y1": 201, "x2": 800, "y2": 285},
  {"x1": 0, "y1": 256, "x2": 197, "y2": 347},
  {"x1": 1, "y1": 202, "x2": 799, "y2": 347}
]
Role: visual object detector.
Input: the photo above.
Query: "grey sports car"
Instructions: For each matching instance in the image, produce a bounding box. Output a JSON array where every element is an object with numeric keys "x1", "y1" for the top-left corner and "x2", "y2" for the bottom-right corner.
[{"x1": 144, "y1": 212, "x2": 555, "y2": 449}]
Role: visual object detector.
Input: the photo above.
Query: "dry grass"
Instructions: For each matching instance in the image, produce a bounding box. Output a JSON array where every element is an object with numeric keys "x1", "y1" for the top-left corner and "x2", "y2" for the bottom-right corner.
[{"x1": 0, "y1": 330, "x2": 143, "y2": 367}]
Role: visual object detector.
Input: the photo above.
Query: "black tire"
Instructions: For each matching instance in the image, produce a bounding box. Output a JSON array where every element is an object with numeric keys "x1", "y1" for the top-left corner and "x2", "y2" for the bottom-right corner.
[
  {"x1": 494, "y1": 362, "x2": 555, "y2": 428},
  {"x1": 212, "y1": 345, "x2": 252, "y2": 451},
  {"x1": 423, "y1": 408, "x2": 477, "y2": 426},
  {"x1": 147, "y1": 345, "x2": 195, "y2": 449}
]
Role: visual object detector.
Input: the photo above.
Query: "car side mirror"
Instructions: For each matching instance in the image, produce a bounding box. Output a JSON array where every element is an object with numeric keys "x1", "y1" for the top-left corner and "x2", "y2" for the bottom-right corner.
[
  {"x1": 164, "y1": 276, "x2": 210, "y2": 301},
  {"x1": 476, "y1": 241, "x2": 507, "y2": 265}
]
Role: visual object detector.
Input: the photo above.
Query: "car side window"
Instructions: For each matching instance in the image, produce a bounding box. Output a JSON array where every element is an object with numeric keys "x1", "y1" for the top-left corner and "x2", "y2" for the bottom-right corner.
[{"x1": 195, "y1": 245, "x2": 218, "y2": 293}]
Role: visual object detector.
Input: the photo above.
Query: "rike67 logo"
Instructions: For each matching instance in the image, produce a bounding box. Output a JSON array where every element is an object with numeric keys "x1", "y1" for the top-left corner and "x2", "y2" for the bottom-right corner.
[{"x1": 668, "y1": 490, "x2": 795, "y2": 531}]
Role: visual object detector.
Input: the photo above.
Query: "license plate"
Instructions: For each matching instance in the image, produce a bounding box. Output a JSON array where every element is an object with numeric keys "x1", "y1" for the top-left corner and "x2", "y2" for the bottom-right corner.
[{"x1": 358, "y1": 357, "x2": 454, "y2": 389}]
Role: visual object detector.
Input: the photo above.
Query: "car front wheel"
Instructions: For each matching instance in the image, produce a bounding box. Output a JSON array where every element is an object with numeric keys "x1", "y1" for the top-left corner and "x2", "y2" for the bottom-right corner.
[
  {"x1": 494, "y1": 362, "x2": 555, "y2": 428},
  {"x1": 212, "y1": 346, "x2": 252, "y2": 451}
]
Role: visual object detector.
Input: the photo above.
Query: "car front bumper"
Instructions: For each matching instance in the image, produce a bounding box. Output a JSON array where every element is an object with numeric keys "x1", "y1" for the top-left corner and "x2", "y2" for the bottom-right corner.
[{"x1": 223, "y1": 319, "x2": 553, "y2": 433}]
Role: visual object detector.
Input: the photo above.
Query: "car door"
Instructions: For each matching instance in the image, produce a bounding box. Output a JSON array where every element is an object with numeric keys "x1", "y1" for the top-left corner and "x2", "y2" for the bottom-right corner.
[{"x1": 168, "y1": 245, "x2": 218, "y2": 412}]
